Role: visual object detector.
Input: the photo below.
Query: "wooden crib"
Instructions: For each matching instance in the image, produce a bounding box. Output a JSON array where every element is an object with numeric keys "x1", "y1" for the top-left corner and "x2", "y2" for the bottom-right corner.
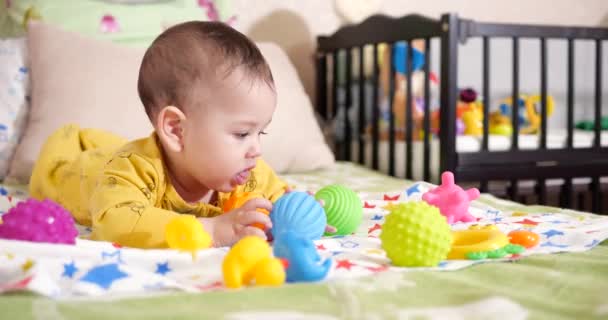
[{"x1": 315, "y1": 13, "x2": 608, "y2": 214}]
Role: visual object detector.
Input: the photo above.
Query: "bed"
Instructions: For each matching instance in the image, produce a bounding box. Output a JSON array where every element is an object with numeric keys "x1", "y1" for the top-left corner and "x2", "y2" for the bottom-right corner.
[
  {"x1": 315, "y1": 13, "x2": 608, "y2": 214},
  {"x1": 1, "y1": 6, "x2": 608, "y2": 320},
  {"x1": 1, "y1": 162, "x2": 608, "y2": 319}
]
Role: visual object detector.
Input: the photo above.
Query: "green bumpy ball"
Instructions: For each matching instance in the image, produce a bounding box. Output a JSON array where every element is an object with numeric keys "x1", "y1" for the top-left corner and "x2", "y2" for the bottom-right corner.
[
  {"x1": 380, "y1": 201, "x2": 452, "y2": 267},
  {"x1": 315, "y1": 185, "x2": 363, "y2": 236}
]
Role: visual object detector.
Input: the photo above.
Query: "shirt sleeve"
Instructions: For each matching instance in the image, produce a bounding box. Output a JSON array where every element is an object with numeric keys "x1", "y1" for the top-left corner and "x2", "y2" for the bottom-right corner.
[{"x1": 88, "y1": 151, "x2": 180, "y2": 248}]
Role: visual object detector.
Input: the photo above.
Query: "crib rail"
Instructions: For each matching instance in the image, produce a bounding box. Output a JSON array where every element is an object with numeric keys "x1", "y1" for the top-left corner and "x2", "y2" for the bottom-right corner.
[{"x1": 316, "y1": 13, "x2": 608, "y2": 214}]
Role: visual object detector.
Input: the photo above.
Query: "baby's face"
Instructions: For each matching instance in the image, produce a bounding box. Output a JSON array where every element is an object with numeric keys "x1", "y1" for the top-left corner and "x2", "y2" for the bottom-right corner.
[{"x1": 180, "y1": 69, "x2": 276, "y2": 193}]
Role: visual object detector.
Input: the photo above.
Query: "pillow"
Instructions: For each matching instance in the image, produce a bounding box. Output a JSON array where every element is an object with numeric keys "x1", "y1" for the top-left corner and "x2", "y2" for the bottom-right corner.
[
  {"x1": 1, "y1": 0, "x2": 232, "y2": 47},
  {"x1": 5, "y1": 22, "x2": 153, "y2": 183},
  {"x1": 0, "y1": 37, "x2": 30, "y2": 179},
  {"x1": 6, "y1": 21, "x2": 334, "y2": 183}
]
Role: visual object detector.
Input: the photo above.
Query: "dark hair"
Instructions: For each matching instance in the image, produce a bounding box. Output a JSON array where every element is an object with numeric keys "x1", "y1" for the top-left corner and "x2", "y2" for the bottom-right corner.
[{"x1": 137, "y1": 21, "x2": 274, "y2": 119}]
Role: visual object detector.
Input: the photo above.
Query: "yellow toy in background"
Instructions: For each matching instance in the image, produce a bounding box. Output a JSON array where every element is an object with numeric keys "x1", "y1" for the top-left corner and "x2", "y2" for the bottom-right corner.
[
  {"x1": 222, "y1": 192, "x2": 270, "y2": 230},
  {"x1": 222, "y1": 236, "x2": 286, "y2": 289},
  {"x1": 462, "y1": 104, "x2": 484, "y2": 136},
  {"x1": 447, "y1": 224, "x2": 510, "y2": 260},
  {"x1": 489, "y1": 112, "x2": 513, "y2": 136},
  {"x1": 497, "y1": 94, "x2": 555, "y2": 134},
  {"x1": 165, "y1": 215, "x2": 212, "y2": 260}
]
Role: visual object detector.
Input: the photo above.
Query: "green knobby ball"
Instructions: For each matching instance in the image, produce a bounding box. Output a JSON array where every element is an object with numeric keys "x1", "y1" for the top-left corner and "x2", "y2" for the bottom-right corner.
[
  {"x1": 315, "y1": 185, "x2": 363, "y2": 236},
  {"x1": 380, "y1": 201, "x2": 452, "y2": 267}
]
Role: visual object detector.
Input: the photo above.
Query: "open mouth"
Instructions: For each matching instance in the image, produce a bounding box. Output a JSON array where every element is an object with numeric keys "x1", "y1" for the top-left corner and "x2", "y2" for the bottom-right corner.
[{"x1": 232, "y1": 166, "x2": 254, "y2": 186}]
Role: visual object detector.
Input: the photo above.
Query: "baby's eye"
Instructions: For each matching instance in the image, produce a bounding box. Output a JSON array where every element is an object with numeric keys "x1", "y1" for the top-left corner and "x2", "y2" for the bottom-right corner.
[
  {"x1": 235, "y1": 132, "x2": 249, "y2": 139},
  {"x1": 259, "y1": 131, "x2": 268, "y2": 135}
]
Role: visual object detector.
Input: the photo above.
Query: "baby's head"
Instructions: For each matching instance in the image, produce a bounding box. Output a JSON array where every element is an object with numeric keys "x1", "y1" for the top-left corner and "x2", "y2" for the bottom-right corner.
[{"x1": 137, "y1": 21, "x2": 276, "y2": 197}]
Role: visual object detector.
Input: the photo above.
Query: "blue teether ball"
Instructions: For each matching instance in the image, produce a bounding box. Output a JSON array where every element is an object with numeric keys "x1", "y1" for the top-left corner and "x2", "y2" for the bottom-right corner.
[{"x1": 270, "y1": 192, "x2": 326, "y2": 241}]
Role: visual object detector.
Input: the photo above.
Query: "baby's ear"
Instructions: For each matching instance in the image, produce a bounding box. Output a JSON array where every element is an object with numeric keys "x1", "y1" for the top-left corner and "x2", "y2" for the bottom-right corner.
[{"x1": 156, "y1": 106, "x2": 186, "y2": 152}]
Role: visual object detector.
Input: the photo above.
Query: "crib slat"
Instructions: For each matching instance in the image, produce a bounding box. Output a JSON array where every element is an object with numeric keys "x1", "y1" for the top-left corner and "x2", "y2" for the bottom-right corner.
[
  {"x1": 423, "y1": 38, "x2": 431, "y2": 182},
  {"x1": 511, "y1": 37, "x2": 520, "y2": 150},
  {"x1": 315, "y1": 53, "x2": 328, "y2": 120},
  {"x1": 372, "y1": 44, "x2": 380, "y2": 170},
  {"x1": 482, "y1": 37, "x2": 490, "y2": 151},
  {"x1": 358, "y1": 46, "x2": 366, "y2": 164},
  {"x1": 592, "y1": 176, "x2": 601, "y2": 213},
  {"x1": 567, "y1": 39, "x2": 575, "y2": 149},
  {"x1": 594, "y1": 39, "x2": 603, "y2": 148},
  {"x1": 481, "y1": 36, "x2": 490, "y2": 192},
  {"x1": 577, "y1": 192, "x2": 585, "y2": 211},
  {"x1": 344, "y1": 49, "x2": 352, "y2": 162},
  {"x1": 537, "y1": 38, "x2": 548, "y2": 205},
  {"x1": 561, "y1": 179, "x2": 573, "y2": 209},
  {"x1": 510, "y1": 37, "x2": 520, "y2": 200},
  {"x1": 332, "y1": 51, "x2": 339, "y2": 124},
  {"x1": 540, "y1": 38, "x2": 548, "y2": 149},
  {"x1": 388, "y1": 43, "x2": 396, "y2": 176},
  {"x1": 563, "y1": 39, "x2": 575, "y2": 209},
  {"x1": 405, "y1": 40, "x2": 414, "y2": 180}
]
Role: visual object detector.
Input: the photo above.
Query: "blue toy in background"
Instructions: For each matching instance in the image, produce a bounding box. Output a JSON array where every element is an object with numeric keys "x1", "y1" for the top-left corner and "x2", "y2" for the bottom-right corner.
[
  {"x1": 270, "y1": 191, "x2": 326, "y2": 241},
  {"x1": 273, "y1": 231, "x2": 332, "y2": 283},
  {"x1": 392, "y1": 41, "x2": 425, "y2": 74},
  {"x1": 499, "y1": 98, "x2": 527, "y2": 126}
]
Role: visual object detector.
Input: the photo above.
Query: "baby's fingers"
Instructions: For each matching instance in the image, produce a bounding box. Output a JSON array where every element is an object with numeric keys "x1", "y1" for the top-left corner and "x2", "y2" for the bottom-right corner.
[
  {"x1": 240, "y1": 198, "x2": 273, "y2": 212},
  {"x1": 239, "y1": 226, "x2": 267, "y2": 240},
  {"x1": 237, "y1": 211, "x2": 272, "y2": 229}
]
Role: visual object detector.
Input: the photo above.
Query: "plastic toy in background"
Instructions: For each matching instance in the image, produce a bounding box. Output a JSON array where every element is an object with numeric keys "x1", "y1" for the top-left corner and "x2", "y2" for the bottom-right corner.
[
  {"x1": 430, "y1": 110, "x2": 465, "y2": 136},
  {"x1": 270, "y1": 191, "x2": 327, "y2": 241},
  {"x1": 497, "y1": 94, "x2": 554, "y2": 134},
  {"x1": 373, "y1": 39, "x2": 441, "y2": 141},
  {"x1": 0, "y1": 198, "x2": 78, "y2": 245},
  {"x1": 448, "y1": 224, "x2": 511, "y2": 260},
  {"x1": 222, "y1": 192, "x2": 269, "y2": 230},
  {"x1": 462, "y1": 104, "x2": 484, "y2": 136},
  {"x1": 576, "y1": 116, "x2": 608, "y2": 131},
  {"x1": 222, "y1": 236, "x2": 286, "y2": 289},
  {"x1": 379, "y1": 201, "x2": 452, "y2": 267},
  {"x1": 457, "y1": 88, "x2": 486, "y2": 136},
  {"x1": 165, "y1": 215, "x2": 212, "y2": 260},
  {"x1": 430, "y1": 88, "x2": 483, "y2": 136},
  {"x1": 273, "y1": 231, "x2": 332, "y2": 282},
  {"x1": 422, "y1": 171, "x2": 480, "y2": 224},
  {"x1": 489, "y1": 112, "x2": 513, "y2": 136},
  {"x1": 314, "y1": 184, "x2": 362, "y2": 236},
  {"x1": 508, "y1": 230, "x2": 540, "y2": 248}
]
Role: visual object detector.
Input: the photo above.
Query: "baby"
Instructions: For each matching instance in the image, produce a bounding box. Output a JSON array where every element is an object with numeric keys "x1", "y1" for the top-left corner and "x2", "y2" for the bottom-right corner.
[{"x1": 29, "y1": 21, "x2": 329, "y2": 249}]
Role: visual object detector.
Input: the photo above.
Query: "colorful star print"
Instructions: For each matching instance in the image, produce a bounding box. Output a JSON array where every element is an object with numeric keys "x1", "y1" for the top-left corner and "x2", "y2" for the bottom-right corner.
[
  {"x1": 383, "y1": 194, "x2": 400, "y2": 201},
  {"x1": 336, "y1": 259, "x2": 355, "y2": 270},
  {"x1": 340, "y1": 240, "x2": 359, "y2": 249},
  {"x1": 80, "y1": 263, "x2": 128, "y2": 290},
  {"x1": 368, "y1": 223, "x2": 382, "y2": 234},
  {"x1": 155, "y1": 262, "x2": 171, "y2": 275},
  {"x1": 62, "y1": 262, "x2": 78, "y2": 278},
  {"x1": 406, "y1": 184, "x2": 420, "y2": 196},
  {"x1": 515, "y1": 218, "x2": 540, "y2": 226},
  {"x1": 21, "y1": 259, "x2": 34, "y2": 272},
  {"x1": 101, "y1": 250, "x2": 124, "y2": 264},
  {"x1": 542, "y1": 229, "x2": 564, "y2": 238},
  {"x1": 540, "y1": 242, "x2": 569, "y2": 249}
]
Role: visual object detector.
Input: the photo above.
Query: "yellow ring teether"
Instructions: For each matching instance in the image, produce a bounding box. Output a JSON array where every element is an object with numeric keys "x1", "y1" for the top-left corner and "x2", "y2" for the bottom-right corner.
[{"x1": 447, "y1": 228, "x2": 509, "y2": 260}]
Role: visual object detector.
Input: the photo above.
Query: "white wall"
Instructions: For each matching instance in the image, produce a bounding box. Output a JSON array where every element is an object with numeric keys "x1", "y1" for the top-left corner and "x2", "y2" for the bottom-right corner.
[{"x1": 229, "y1": 0, "x2": 608, "y2": 110}]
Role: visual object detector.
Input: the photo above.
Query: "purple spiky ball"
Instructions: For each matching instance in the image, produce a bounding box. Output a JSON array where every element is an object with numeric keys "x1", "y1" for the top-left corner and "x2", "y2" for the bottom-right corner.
[{"x1": 0, "y1": 198, "x2": 78, "y2": 244}]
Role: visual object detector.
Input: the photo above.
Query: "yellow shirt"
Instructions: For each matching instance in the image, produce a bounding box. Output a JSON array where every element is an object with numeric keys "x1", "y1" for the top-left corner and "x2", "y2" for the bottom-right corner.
[{"x1": 29, "y1": 124, "x2": 287, "y2": 249}]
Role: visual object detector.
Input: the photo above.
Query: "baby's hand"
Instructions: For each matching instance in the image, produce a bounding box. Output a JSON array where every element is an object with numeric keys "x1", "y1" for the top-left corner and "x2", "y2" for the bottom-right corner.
[{"x1": 199, "y1": 198, "x2": 272, "y2": 247}]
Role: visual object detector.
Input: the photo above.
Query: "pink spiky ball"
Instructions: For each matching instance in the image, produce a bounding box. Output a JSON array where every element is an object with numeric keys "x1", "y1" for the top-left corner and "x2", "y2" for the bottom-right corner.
[{"x1": 0, "y1": 198, "x2": 78, "y2": 244}]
